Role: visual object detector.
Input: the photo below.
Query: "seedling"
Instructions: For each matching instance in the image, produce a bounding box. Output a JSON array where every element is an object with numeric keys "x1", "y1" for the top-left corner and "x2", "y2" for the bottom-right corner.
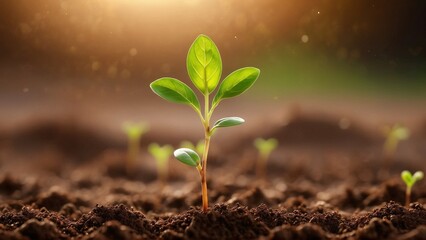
[
  {"x1": 122, "y1": 122, "x2": 149, "y2": 174},
  {"x1": 401, "y1": 170, "x2": 423, "y2": 207},
  {"x1": 254, "y1": 138, "x2": 278, "y2": 179},
  {"x1": 180, "y1": 140, "x2": 205, "y2": 156},
  {"x1": 150, "y1": 34, "x2": 260, "y2": 212},
  {"x1": 382, "y1": 124, "x2": 410, "y2": 159},
  {"x1": 148, "y1": 143, "x2": 173, "y2": 183}
]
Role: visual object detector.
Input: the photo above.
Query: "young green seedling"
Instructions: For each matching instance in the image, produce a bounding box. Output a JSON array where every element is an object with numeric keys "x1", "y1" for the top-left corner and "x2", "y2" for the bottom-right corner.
[
  {"x1": 148, "y1": 143, "x2": 173, "y2": 183},
  {"x1": 382, "y1": 124, "x2": 410, "y2": 159},
  {"x1": 122, "y1": 122, "x2": 149, "y2": 174},
  {"x1": 254, "y1": 138, "x2": 278, "y2": 179},
  {"x1": 401, "y1": 170, "x2": 423, "y2": 207},
  {"x1": 150, "y1": 34, "x2": 260, "y2": 212},
  {"x1": 180, "y1": 140, "x2": 205, "y2": 156}
]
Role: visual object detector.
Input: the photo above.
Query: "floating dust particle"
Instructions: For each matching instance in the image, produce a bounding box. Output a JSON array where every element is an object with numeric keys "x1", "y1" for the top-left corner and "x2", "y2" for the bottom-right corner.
[
  {"x1": 120, "y1": 69, "x2": 131, "y2": 79},
  {"x1": 107, "y1": 65, "x2": 118, "y2": 78}
]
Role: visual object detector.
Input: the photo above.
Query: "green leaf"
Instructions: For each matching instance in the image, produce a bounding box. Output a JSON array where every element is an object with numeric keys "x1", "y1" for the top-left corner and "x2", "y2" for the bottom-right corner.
[
  {"x1": 212, "y1": 117, "x2": 245, "y2": 131},
  {"x1": 150, "y1": 77, "x2": 200, "y2": 111},
  {"x1": 187, "y1": 34, "x2": 222, "y2": 94},
  {"x1": 213, "y1": 67, "x2": 260, "y2": 107},
  {"x1": 413, "y1": 171, "x2": 424, "y2": 181},
  {"x1": 401, "y1": 170, "x2": 413, "y2": 186},
  {"x1": 174, "y1": 148, "x2": 200, "y2": 167}
]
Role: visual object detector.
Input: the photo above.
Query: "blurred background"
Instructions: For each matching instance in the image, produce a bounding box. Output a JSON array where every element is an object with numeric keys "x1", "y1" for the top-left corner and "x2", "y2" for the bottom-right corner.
[{"x1": 0, "y1": 0, "x2": 425, "y2": 138}]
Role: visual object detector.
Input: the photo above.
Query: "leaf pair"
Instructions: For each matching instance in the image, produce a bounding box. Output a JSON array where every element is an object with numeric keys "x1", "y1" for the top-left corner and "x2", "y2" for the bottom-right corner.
[
  {"x1": 401, "y1": 170, "x2": 424, "y2": 187},
  {"x1": 122, "y1": 122, "x2": 149, "y2": 140},
  {"x1": 148, "y1": 143, "x2": 173, "y2": 164},
  {"x1": 150, "y1": 35, "x2": 260, "y2": 113},
  {"x1": 254, "y1": 138, "x2": 278, "y2": 156}
]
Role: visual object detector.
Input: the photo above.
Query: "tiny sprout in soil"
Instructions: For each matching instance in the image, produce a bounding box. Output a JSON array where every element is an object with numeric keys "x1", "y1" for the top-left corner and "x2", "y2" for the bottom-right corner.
[
  {"x1": 254, "y1": 138, "x2": 278, "y2": 179},
  {"x1": 401, "y1": 170, "x2": 424, "y2": 207},
  {"x1": 382, "y1": 124, "x2": 409, "y2": 159},
  {"x1": 122, "y1": 122, "x2": 149, "y2": 174},
  {"x1": 150, "y1": 34, "x2": 260, "y2": 212},
  {"x1": 180, "y1": 140, "x2": 205, "y2": 156},
  {"x1": 148, "y1": 143, "x2": 173, "y2": 183}
]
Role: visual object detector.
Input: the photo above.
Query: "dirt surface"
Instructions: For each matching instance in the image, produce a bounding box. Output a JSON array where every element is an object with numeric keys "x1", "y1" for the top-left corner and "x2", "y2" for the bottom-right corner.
[{"x1": 0, "y1": 113, "x2": 426, "y2": 239}]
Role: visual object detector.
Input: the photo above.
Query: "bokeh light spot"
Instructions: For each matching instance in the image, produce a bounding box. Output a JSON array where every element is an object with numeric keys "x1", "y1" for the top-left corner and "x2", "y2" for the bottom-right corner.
[
  {"x1": 129, "y1": 48, "x2": 138, "y2": 56},
  {"x1": 19, "y1": 23, "x2": 32, "y2": 35},
  {"x1": 91, "y1": 61, "x2": 100, "y2": 71},
  {"x1": 338, "y1": 118, "x2": 351, "y2": 130},
  {"x1": 120, "y1": 69, "x2": 131, "y2": 79},
  {"x1": 107, "y1": 65, "x2": 118, "y2": 78}
]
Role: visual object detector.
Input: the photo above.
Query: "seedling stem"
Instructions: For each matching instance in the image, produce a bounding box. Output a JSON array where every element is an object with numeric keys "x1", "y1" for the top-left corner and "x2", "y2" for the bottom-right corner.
[
  {"x1": 122, "y1": 122, "x2": 149, "y2": 174},
  {"x1": 148, "y1": 143, "x2": 173, "y2": 183},
  {"x1": 254, "y1": 138, "x2": 278, "y2": 179},
  {"x1": 198, "y1": 88, "x2": 213, "y2": 211}
]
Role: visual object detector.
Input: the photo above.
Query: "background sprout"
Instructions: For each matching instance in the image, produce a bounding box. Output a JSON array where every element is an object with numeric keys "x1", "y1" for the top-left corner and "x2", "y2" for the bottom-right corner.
[
  {"x1": 122, "y1": 122, "x2": 149, "y2": 174},
  {"x1": 151, "y1": 34, "x2": 260, "y2": 212},
  {"x1": 401, "y1": 170, "x2": 423, "y2": 207},
  {"x1": 382, "y1": 124, "x2": 410, "y2": 159},
  {"x1": 254, "y1": 138, "x2": 278, "y2": 179},
  {"x1": 148, "y1": 143, "x2": 173, "y2": 183},
  {"x1": 180, "y1": 140, "x2": 205, "y2": 156}
]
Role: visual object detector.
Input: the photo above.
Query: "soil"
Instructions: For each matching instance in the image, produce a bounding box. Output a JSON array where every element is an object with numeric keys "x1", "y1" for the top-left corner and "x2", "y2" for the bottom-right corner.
[{"x1": 0, "y1": 113, "x2": 426, "y2": 239}]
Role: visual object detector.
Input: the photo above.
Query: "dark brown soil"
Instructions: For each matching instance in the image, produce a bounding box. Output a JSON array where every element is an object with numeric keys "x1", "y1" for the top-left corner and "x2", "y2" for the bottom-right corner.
[
  {"x1": 0, "y1": 114, "x2": 425, "y2": 239},
  {"x1": 0, "y1": 202, "x2": 425, "y2": 239}
]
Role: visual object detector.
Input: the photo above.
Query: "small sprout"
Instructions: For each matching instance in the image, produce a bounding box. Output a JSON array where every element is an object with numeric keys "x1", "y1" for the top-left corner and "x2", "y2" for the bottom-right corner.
[
  {"x1": 382, "y1": 124, "x2": 409, "y2": 159},
  {"x1": 151, "y1": 34, "x2": 260, "y2": 211},
  {"x1": 254, "y1": 138, "x2": 278, "y2": 179},
  {"x1": 180, "y1": 140, "x2": 205, "y2": 156},
  {"x1": 401, "y1": 170, "x2": 423, "y2": 207},
  {"x1": 148, "y1": 143, "x2": 173, "y2": 183},
  {"x1": 122, "y1": 122, "x2": 149, "y2": 174}
]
